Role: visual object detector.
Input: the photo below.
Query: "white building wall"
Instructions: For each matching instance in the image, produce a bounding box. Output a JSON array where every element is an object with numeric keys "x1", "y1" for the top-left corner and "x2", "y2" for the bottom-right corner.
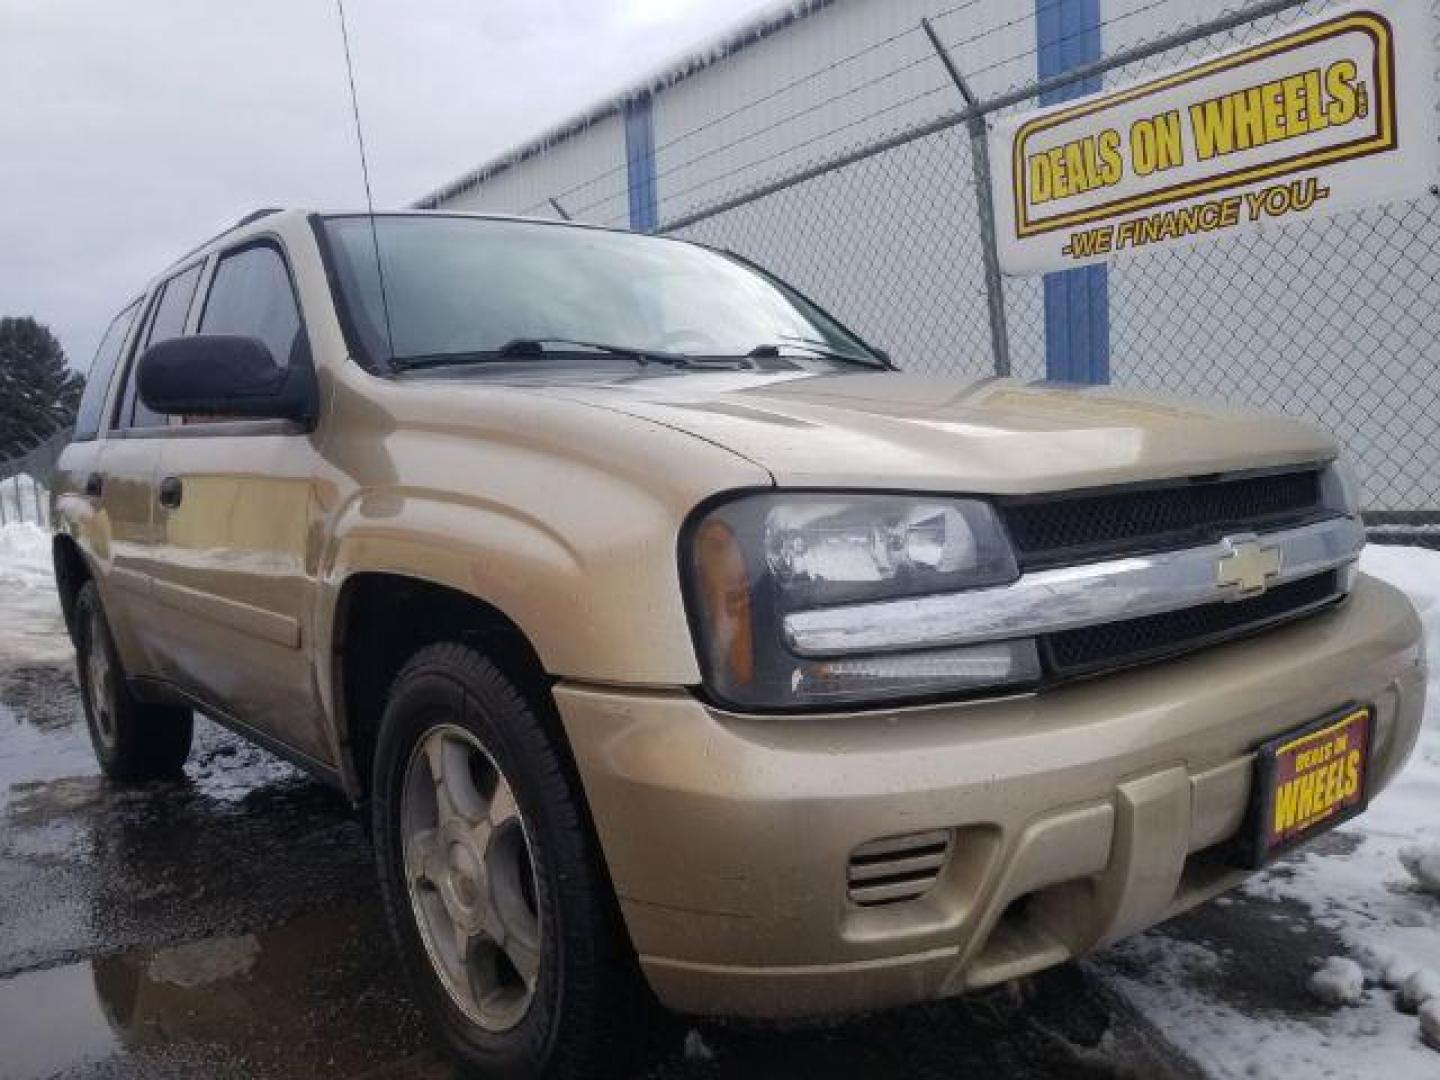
[
  {"x1": 649, "y1": 0, "x2": 1036, "y2": 229},
  {"x1": 440, "y1": 112, "x2": 629, "y2": 226},
  {"x1": 652, "y1": 0, "x2": 1046, "y2": 382}
]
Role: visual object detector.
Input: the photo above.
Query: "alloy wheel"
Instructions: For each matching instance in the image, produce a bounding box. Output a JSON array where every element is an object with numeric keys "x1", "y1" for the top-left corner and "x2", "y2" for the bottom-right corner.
[
  {"x1": 400, "y1": 723, "x2": 542, "y2": 1032},
  {"x1": 85, "y1": 604, "x2": 118, "y2": 751}
]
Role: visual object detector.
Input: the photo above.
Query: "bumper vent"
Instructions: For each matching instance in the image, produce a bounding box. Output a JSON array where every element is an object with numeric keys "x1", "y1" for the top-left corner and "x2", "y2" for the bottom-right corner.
[
  {"x1": 847, "y1": 830, "x2": 951, "y2": 907},
  {"x1": 1001, "y1": 469, "x2": 1326, "y2": 569}
]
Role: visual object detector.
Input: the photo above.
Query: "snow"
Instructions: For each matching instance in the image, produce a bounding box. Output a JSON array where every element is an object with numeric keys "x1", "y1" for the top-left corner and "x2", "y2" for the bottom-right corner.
[
  {"x1": 1422, "y1": 999, "x2": 1440, "y2": 1049},
  {"x1": 1309, "y1": 957, "x2": 1365, "y2": 1007},
  {"x1": 1100, "y1": 543, "x2": 1440, "y2": 1073},
  {"x1": 0, "y1": 472, "x2": 48, "y2": 527},
  {"x1": 1401, "y1": 842, "x2": 1440, "y2": 897},
  {"x1": 682, "y1": 1029, "x2": 716, "y2": 1063},
  {"x1": 1399, "y1": 969, "x2": 1440, "y2": 1014},
  {"x1": 0, "y1": 520, "x2": 68, "y2": 664},
  {"x1": 1373, "y1": 945, "x2": 1423, "y2": 990}
]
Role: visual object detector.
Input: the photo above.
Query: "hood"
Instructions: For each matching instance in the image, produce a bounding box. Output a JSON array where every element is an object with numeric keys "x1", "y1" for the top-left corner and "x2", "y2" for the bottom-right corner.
[{"x1": 424, "y1": 365, "x2": 1337, "y2": 494}]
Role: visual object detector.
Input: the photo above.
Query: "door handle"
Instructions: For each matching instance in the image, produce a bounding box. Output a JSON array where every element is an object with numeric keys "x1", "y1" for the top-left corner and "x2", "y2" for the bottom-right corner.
[
  {"x1": 157, "y1": 476, "x2": 184, "y2": 509},
  {"x1": 84, "y1": 472, "x2": 104, "y2": 499}
]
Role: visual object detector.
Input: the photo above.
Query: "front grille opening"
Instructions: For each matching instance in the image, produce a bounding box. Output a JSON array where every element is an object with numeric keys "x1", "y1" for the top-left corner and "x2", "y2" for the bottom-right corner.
[
  {"x1": 847, "y1": 830, "x2": 951, "y2": 907},
  {"x1": 1043, "y1": 570, "x2": 1341, "y2": 679},
  {"x1": 1001, "y1": 469, "x2": 1326, "y2": 569}
]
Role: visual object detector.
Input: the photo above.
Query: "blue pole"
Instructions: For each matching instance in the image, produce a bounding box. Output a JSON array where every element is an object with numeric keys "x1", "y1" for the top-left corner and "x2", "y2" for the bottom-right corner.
[
  {"x1": 624, "y1": 95, "x2": 659, "y2": 233},
  {"x1": 1036, "y1": 0, "x2": 1110, "y2": 383}
]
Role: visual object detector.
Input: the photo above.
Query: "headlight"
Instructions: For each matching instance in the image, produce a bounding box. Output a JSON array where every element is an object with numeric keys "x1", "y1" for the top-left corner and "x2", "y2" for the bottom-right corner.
[
  {"x1": 1320, "y1": 458, "x2": 1362, "y2": 518},
  {"x1": 684, "y1": 493, "x2": 1037, "y2": 709}
]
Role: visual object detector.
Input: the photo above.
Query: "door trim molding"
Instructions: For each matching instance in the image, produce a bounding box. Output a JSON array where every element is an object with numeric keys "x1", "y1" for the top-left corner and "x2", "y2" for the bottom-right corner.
[{"x1": 150, "y1": 575, "x2": 301, "y2": 649}]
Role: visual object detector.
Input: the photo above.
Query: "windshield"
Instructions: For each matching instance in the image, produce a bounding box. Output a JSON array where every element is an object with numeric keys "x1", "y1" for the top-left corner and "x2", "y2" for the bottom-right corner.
[{"x1": 319, "y1": 214, "x2": 880, "y2": 371}]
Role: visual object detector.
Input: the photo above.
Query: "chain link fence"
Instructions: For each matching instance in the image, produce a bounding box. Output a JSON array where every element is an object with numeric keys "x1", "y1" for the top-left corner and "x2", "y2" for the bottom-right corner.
[
  {"x1": 439, "y1": 0, "x2": 1438, "y2": 534},
  {"x1": 655, "y1": 0, "x2": 1440, "y2": 534},
  {"x1": 0, "y1": 426, "x2": 68, "y2": 527}
]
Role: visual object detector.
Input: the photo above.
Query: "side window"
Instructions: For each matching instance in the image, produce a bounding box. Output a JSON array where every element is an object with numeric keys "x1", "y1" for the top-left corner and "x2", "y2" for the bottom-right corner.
[
  {"x1": 116, "y1": 263, "x2": 203, "y2": 430},
  {"x1": 73, "y1": 301, "x2": 140, "y2": 440},
  {"x1": 200, "y1": 245, "x2": 303, "y2": 368}
]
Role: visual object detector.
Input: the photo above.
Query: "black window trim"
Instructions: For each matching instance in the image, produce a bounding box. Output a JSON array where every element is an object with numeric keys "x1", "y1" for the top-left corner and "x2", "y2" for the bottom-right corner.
[
  {"x1": 108, "y1": 257, "x2": 209, "y2": 435},
  {"x1": 71, "y1": 296, "x2": 145, "y2": 444},
  {"x1": 109, "y1": 231, "x2": 316, "y2": 441}
]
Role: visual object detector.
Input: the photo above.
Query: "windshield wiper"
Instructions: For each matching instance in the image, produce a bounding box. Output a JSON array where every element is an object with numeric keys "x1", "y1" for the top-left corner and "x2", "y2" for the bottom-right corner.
[
  {"x1": 495, "y1": 338, "x2": 691, "y2": 366},
  {"x1": 747, "y1": 341, "x2": 884, "y2": 367},
  {"x1": 392, "y1": 338, "x2": 691, "y2": 372}
]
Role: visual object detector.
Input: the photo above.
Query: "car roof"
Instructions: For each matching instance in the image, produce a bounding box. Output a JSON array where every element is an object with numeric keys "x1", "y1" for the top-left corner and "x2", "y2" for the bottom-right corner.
[{"x1": 150, "y1": 207, "x2": 645, "y2": 287}]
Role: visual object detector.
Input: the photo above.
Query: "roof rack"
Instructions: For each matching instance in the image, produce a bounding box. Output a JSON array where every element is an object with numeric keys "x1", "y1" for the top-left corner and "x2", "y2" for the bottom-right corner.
[
  {"x1": 235, "y1": 207, "x2": 283, "y2": 228},
  {"x1": 166, "y1": 208, "x2": 287, "y2": 273}
]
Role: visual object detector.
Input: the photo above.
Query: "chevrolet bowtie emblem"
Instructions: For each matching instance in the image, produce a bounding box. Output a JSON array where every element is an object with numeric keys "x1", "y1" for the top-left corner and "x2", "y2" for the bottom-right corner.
[{"x1": 1216, "y1": 535, "x2": 1283, "y2": 598}]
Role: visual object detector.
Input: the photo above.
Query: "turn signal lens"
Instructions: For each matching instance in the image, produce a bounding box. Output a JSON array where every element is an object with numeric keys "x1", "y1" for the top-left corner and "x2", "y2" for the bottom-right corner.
[{"x1": 693, "y1": 518, "x2": 755, "y2": 689}]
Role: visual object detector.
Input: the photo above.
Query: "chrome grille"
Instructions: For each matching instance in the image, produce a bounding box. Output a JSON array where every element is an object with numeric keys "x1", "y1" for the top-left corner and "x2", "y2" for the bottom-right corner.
[{"x1": 847, "y1": 830, "x2": 950, "y2": 907}]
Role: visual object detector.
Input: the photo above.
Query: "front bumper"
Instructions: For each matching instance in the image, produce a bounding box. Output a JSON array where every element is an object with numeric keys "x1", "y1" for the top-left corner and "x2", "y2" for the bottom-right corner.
[{"x1": 555, "y1": 574, "x2": 1426, "y2": 1018}]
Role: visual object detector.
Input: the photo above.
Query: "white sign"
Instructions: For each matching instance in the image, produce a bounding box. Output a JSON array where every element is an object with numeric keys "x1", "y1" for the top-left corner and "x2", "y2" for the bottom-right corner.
[{"x1": 990, "y1": 0, "x2": 1438, "y2": 275}]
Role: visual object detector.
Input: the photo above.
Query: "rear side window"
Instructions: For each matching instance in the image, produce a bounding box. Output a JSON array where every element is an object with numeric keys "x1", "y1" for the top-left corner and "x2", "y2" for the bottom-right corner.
[
  {"x1": 200, "y1": 245, "x2": 303, "y2": 368},
  {"x1": 117, "y1": 263, "x2": 203, "y2": 430},
  {"x1": 73, "y1": 301, "x2": 140, "y2": 440}
]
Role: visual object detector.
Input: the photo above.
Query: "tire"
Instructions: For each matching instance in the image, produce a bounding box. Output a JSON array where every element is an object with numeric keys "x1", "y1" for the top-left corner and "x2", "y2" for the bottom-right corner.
[
  {"x1": 372, "y1": 643, "x2": 650, "y2": 1080},
  {"x1": 74, "y1": 580, "x2": 193, "y2": 782}
]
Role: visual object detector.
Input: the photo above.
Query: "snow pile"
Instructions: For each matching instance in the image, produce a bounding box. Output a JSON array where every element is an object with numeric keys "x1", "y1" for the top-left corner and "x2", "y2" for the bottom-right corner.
[
  {"x1": 0, "y1": 472, "x2": 47, "y2": 526},
  {"x1": 1400, "y1": 842, "x2": 1440, "y2": 897},
  {"x1": 1308, "y1": 956, "x2": 1365, "y2": 1006},
  {"x1": 1368, "y1": 944, "x2": 1422, "y2": 992},
  {"x1": 1398, "y1": 969, "x2": 1440, "y2": 1014},
  {"x1": 1422, "y1": 999, "x2": 1440, "y2": 1050},
  {"x1": 0, "y1": 522, "x2": 67, "y2": 664},
  {"x1": 0, "y1": 521, "x2": 52, "y2": 589}
]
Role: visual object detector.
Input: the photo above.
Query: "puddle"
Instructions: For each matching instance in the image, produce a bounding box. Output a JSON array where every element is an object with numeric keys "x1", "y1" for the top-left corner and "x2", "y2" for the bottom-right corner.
[
  {"x1": 0, "y1": 667, "x2": 94, "y2": 804},
  {"x1": 0, "y1": 960, "x2": 121, "y2": 1077},
  {"x1": 0, "y1": 909, "x2": 440, "y2": 1079}
]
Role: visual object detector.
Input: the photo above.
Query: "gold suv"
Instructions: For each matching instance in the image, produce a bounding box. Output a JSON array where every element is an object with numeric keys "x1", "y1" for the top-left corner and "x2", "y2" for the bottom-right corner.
[{"x1": 52, "y1": 209, "x2": 1426, "y2": 1078}]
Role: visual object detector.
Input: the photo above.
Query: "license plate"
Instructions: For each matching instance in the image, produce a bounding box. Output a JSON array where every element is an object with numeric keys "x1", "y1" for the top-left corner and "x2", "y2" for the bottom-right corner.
[{"x1": 1238, "y1": 706, "x2": 1373, "y2": 868}]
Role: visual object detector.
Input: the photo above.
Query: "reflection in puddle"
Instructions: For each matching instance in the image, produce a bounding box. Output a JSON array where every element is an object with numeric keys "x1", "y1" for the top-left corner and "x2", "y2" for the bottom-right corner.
[
  {"x1": 0, "y1": 961, "x2": 120, "y2": 1077},
  {"x1": 0, "y1": 910, "x2": 440, "y2": 1080}
]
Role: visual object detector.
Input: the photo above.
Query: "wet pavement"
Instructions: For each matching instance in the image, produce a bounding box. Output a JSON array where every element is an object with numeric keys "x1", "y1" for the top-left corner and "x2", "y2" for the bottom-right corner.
[{"x1": 0, "y1": 578, "x2": 1214, "y2": 1079}]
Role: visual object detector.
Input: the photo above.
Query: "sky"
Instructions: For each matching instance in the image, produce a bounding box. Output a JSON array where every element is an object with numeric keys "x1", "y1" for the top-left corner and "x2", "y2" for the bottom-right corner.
[{"x1": 0, "y1": 0, "x2": 779, "y2": 373}]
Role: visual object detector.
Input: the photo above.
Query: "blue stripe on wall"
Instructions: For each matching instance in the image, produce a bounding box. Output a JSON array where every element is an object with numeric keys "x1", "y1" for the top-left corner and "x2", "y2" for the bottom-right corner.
[
  {"x1": 624, "y1": 95, "x2": 659, "y2": 233},
  {"x1": 1036, "y1": 0, "x2": 1109, "y2": 383}
]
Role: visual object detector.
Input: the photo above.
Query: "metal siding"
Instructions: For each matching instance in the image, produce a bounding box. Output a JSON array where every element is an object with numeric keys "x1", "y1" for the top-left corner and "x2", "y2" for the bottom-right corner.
[
  {"x1": 648, "y1": 0, "x2": 1041, "y2": 228},
  {"x1": 648, "y1": 0, "x2": 1045, "y2": 378},
  {"x1": 440, "y1": 112, "x2": 629, "y2": 225}
]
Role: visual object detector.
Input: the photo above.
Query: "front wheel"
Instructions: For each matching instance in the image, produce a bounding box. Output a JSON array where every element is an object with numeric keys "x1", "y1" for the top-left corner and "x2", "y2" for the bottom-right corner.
[
  {"x1": 74, "y1": 580, "x2": 192, "y2": 782},
  {"x1": 371, "y1": 643, "x2": 649, "y2": 1079}
]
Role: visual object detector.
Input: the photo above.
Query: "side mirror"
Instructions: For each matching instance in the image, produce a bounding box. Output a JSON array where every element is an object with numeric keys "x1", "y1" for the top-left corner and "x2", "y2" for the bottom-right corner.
[{"x1": 137, "y1": 335, "x2": 317, "y2": 425}]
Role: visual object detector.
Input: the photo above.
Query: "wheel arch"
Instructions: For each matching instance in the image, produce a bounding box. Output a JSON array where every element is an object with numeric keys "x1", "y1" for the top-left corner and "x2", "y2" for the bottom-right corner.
[
  {"x1": 330, "y1": 571, "x2": 557, "y2": 803},
  {"x1": 52, "y1": 533, "x2": 91, "y2": 642}
]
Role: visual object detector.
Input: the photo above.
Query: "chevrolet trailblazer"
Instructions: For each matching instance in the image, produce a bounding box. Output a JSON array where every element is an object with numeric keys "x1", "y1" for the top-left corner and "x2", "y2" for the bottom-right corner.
[{"x1": 51, "y1": 210, "x2": 1425, "y2": 1078}]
